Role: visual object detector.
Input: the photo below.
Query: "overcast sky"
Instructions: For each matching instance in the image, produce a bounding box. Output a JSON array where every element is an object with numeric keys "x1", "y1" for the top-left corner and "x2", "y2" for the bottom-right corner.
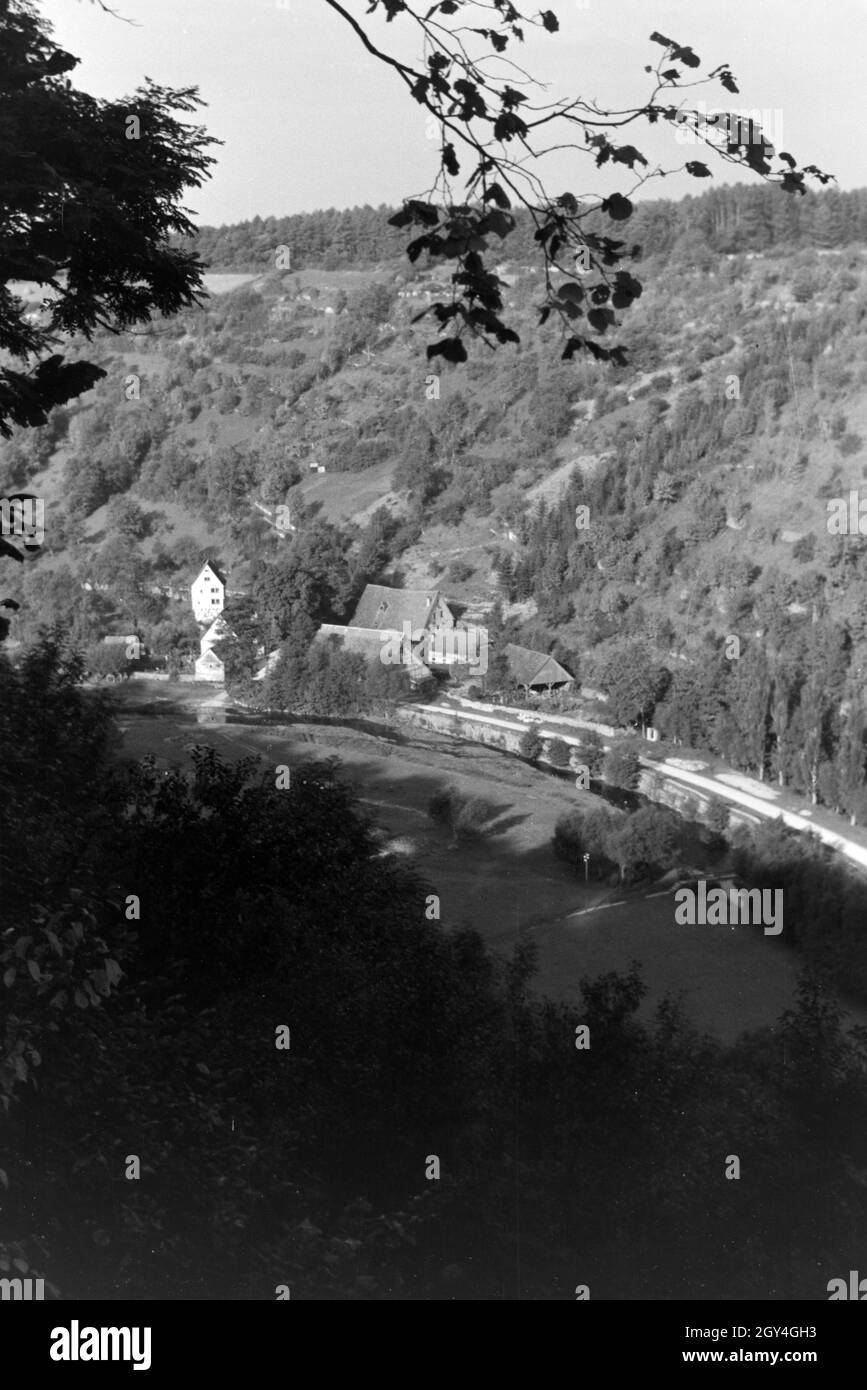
[{"x1": 41, "y1": 0, "x2": 865, "y2": 226}]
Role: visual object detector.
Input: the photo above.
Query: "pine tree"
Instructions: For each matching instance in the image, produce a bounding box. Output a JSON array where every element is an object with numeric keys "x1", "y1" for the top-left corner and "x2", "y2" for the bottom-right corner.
[
  {"x1": 726, "y1": 648, "x2": 772, "y2": 779},
  {"x1": 484, "y1": 599, "x2": 510, "y2": 691},
  {"x1": 769, "y1": 660, "x2": 799, "y2": 788},
  {"x1": 836, "y1": 697, "x2": 867, "y2": 824}
]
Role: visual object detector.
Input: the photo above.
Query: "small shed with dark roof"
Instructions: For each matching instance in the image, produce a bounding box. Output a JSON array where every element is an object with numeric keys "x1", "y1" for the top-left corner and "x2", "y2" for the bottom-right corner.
[{"x1": 505, "y1": 643, "x2": 574, "y2": 693}]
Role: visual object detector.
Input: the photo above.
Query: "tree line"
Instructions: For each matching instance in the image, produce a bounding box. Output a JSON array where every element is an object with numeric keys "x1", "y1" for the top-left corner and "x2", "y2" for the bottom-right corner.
[{"x1": 180, "y1": 185, "x2": 867, "y2": 273}]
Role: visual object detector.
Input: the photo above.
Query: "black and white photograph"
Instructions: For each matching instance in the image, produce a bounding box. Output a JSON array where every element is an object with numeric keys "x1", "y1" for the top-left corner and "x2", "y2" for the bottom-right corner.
[{"x1": 2, "y1": 0, "x2": 866, "y2": 1355}]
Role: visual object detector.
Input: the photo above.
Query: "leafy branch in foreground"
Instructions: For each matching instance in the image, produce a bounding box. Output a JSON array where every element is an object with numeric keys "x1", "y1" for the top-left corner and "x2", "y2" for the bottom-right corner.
[
  {"x1": 325, "y1": 1, "x2": 833, "y2": 366},
  {"x1": 0, "y1": 0, "x2": 219, "y2": 436}
]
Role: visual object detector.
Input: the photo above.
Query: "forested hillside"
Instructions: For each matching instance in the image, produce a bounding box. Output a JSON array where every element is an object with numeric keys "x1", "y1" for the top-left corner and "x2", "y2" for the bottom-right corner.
[{"x1": 6, "y1": 182, "x2": 867, "y2": 825}]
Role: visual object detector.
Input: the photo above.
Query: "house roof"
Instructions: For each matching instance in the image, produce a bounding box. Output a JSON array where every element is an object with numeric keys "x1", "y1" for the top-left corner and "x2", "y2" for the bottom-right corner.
[
  {"x1": 505, "y1": 643, "x2": 574, "y2": 688},
  {"x1": 316, "y1": 624, "x2": 431, "y2": 684},
  {"x1": 318, "y1": 622, "x2": 429, "y2": 670},
  {"x1": 201, "y1": 615, "x2": 234, "y2": 645},
  {"x1": 196, "y1": 648, "x2": 224, "y2": 668},
  {"x1": 348, "y1": 584, "x2": 447, "y2": 633},
  {"x1": 194, "y1": 561, "x2": 226, "y2": 587}
]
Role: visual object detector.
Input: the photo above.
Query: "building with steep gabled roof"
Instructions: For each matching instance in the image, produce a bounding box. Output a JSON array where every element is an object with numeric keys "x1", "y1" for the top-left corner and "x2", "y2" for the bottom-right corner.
[
  {"x1": 348, "y1": 583, "x2": 454, "y2": 637},
  {"x1": 199, "y1": 614, "x2": 233, "y2": 655},
  {"x1": 505, "y1": 643, "x2": 574, "y2": 693},
  {"x1": 194, "y1": 646, "x2": 226, "y2": 683},
  {"x1": 317, "y1": 622, "x2": 432, "y2": 686},
  {"x1": 191, "y1": 561, "x2": 226, "y2": 623},
  {"x1": 194, "y1": 613, "x2": 235, "y2": 683}
]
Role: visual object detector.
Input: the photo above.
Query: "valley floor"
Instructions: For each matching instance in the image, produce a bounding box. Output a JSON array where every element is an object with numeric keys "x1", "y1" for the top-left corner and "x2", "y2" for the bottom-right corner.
[{"x1": 105, "y1": 679, "x2": 867, "y2": 1045}]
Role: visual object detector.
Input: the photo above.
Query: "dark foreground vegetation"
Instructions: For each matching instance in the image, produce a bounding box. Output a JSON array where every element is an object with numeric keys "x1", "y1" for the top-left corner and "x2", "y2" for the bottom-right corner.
[{"x1": 2, "y1": 635, "x2": 866, "y2": 1300}]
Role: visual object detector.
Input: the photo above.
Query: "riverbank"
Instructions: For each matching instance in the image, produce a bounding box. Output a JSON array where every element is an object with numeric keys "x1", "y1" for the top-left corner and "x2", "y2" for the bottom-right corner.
[{"x1": 97, "y1": 677, "x2": 850, "y2": 1043}]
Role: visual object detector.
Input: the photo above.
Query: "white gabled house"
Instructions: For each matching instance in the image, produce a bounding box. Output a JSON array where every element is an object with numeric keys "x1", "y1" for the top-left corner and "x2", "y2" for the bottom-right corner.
[
  {"x1": 194, "y1": 613, "x2": 235, "y2": 683},
  {"x1": 191, "y1": 562, "x2": 226, "y2": 623},
  {"x1": 194, "y1": 646, "x2": 226, "y2": 682}
]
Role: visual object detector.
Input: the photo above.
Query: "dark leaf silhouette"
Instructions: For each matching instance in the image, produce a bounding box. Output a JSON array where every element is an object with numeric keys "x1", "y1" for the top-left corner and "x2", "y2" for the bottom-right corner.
[
  {"x1": 602, "y1": 193, "x2": 634, "y2": 222},
  {"x1": 427, "y1": 337, "x2": 468, "y2": 364}
]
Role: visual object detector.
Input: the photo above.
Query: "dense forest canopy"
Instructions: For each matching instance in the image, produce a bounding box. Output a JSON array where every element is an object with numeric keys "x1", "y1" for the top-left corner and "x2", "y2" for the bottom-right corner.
[{"x1": 182, "y1": 184, "x2": 865, "y2": 271}]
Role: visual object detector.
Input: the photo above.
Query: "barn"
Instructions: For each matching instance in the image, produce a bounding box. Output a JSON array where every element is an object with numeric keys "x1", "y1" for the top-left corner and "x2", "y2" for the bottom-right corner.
[{"x1": 504, "y1": 643, "x2": 574, "y2": 694}]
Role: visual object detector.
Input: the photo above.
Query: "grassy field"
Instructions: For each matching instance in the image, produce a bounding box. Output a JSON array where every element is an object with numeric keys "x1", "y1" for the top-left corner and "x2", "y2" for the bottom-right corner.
[
  {"x1": 101, "y1": 679, "x2": 856, "y2": 1044},
  {"x1": 295, "y1": 455, "x2": 399, "y2": 525}
]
